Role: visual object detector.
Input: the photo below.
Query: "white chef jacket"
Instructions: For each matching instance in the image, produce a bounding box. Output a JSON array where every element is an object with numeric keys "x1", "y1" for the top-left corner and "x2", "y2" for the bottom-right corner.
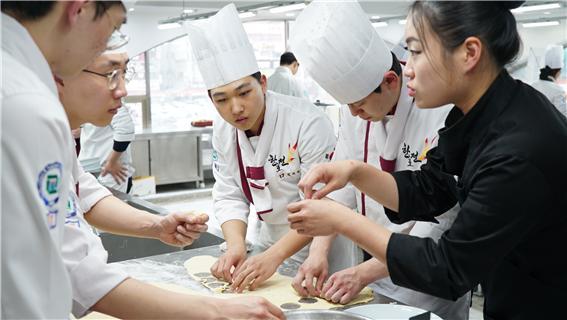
[
  {"x1": 212, "y1": 91, "x2": 335, "y2": 261},
  {"x1": 1, "y1": 13, "x2": 73, "y2": 318},
  {"x1": 62, "y1": 157, "x2": 129, "y2": 317},
  {"x1": 531, "y1": 78, "x2": 567, "y2": 118},
  {"x1": 79, "y1": 106, "x2": 135, "y2": 192},
  {"x1": 326, "y1": 76, "x2": 469, "y2": 320},
  {"x1": 267, "y1": 66, "x2": 307, "y2": 98}
]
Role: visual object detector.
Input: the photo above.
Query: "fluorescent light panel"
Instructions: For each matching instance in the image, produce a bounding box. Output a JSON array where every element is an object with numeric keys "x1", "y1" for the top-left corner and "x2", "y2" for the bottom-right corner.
[
  {"x1": 398, "y1": 19, "x2": 407, "y2": 25},
  {"x1": 158, "y1": 22, "x2": 181, "y2": 30},
  {"x1": 512, "y1": 3, "x2": 561, "y2": 13},
  {"x1": 522, "y1": 21, "x2": 560, "y2": 28},
  {"x1": 372, "y1": 22, "x2": 388, "y2": 27},
  {"x1": 239, "y1": 11, "x2": 256, "y2": 18},
  {"x1": 269, "y1": 3, "x2": 306, "y2": 13}
]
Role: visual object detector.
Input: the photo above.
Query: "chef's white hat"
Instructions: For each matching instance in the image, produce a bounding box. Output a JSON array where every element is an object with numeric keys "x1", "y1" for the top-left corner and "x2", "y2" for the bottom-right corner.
[
  {"x1": 544, "y1": 45, "x2": 564, "y2": 69},
  {"x1": 185, "y1": 3, "x2": 259, "y2": 90},
  {"x1": 289, "y1": 0, "x2": 392, "y2": 104}
]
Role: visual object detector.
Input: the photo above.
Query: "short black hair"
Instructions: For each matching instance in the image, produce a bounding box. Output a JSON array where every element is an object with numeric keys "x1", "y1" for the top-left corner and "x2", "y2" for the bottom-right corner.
[
  {"x1": 1, "y1": 1, "x2": 124, "y2": 21},
  {"x1": 280, "y1": 52, "x2": 298, "y2": 66},
  {"x1": 373, "y1": 52, "x2": 403, "y2": 94},
  {"x1": 207, "y1": 71, "x2": 262, "y2": 99}
]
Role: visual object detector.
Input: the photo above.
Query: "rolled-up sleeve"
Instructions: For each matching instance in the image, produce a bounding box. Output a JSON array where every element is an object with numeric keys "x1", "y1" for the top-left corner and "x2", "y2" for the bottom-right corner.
[{"x1": 63, "y1": 220, "x2": 128, "y2": 317}]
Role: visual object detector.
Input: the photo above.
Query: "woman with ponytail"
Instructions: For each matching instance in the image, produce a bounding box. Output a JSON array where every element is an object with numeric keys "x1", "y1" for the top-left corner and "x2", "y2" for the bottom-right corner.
[{"x1": 288, "y1": 2, "x2": 567, "y2": 319}]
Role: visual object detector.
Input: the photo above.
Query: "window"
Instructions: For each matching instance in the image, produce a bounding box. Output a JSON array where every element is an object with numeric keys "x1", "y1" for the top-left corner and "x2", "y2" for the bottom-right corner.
[
  {"x1": 147, "y1": 36, "x2": 216, "y2": 131},
  {"x1": 244, "y1": 21, "x2": 286, "y2": 77}
]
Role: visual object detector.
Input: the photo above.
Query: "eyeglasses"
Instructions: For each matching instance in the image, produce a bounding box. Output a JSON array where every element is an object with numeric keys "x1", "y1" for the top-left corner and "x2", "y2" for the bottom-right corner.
[
  {"x1": 104, "y1": 10, "x2": 129, "y2": 50},
  {"x1": 82, "y1": 67, "x2": 135, "y2": 90}
]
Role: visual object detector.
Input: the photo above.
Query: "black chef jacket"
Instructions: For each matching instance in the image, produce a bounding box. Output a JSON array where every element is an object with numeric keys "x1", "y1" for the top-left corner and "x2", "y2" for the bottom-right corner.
[{"x1": 383, "y1": 70, "x2": 567, "y2": 319}]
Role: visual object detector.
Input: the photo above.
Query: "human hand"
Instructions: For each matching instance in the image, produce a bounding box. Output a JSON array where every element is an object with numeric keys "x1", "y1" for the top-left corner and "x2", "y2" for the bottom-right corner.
[
  {"x1": 157, "y1": 212, "x2": 208, "y2": 247},
  {"x1": 321, "y1": 266, "x2": 367, "y2": 304},
  {"x1": 211, "y1": 245, "x2": 247, "y2": 283},
  {"x1": 292, "y1": 252, "x2": 329, "y2": 297},
  {"x1": 231, "y1": 252, "x2": 280, "y2": 293},
  {"x1": 216, "y1": 296, "x2": 285, "y2": 320},
  {"x1": 288, "y1": 200, "x2": 351, "y2": 237},
  {"x1": 101, "y1": 158, "x2": 128, "y2": 184},
  {"x1": 298, "y1": 160, "x2": 361, "y2": 200}
]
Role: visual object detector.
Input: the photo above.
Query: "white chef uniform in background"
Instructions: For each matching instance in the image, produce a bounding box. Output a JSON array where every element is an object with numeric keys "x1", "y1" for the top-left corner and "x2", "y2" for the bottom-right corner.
[
  {"x1": 268, "y1": 65, "x2": 306, "y2": 98},
  {"x1": 290, "y1": 1, "x2": 469, "y2": 319},
  {"x1": 186, "y1": 4, "x2": 336, "y2": 261},
  {"x1": 1, "y1": 13, "x2": 73, "y2": 318},
  {"x1": 79, "y1": 105, "x2": 135, "y2": 192},
  {"x1": 531, "y1": 44, "x2": 566, "y2": 117}
]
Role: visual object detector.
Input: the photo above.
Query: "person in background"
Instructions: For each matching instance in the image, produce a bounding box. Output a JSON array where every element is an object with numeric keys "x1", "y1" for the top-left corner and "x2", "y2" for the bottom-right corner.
[
  {"x1": 531, "y1": 44, "x2": 566, "y2": 117},
  {"x1": 288, "y1": 1, "x2": 468, "y2": 319},
  {"x1": 57, "y1": 51, "x2": 285, "y2": 320},
  {"x1": 1, "y1": 1, "x2": 126, "y2": 317},
  {"x1": 267, "y1": 51, "x2": 307, "y2": 98},
  {"x1": 288, "y1": 1, "x2": 567, "y2": 319},
  {"x1": 187, "y1": 4, "x2": 336, "y2": 293},
  {"x1": 78, "y1": 81, "x2": 136, "y2": 193}
]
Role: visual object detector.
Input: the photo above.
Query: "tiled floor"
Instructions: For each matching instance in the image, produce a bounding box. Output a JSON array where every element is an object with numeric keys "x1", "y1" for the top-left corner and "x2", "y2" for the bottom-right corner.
[{"x1": 144, "y1": 187, "x2": 484, "y2": 319}]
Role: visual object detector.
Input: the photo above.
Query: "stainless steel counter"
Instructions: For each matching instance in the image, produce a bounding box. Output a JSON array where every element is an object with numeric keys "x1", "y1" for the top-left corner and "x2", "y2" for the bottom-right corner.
[
  {"x1": 112, "y1": 245, "x2": 381, "y2": 308},
  {"x1": 134, "y1": 126, "x2": 212, "y2": 141},
  {"x1": 130, "y1": 126, "x2": 213, "y2": 186}
]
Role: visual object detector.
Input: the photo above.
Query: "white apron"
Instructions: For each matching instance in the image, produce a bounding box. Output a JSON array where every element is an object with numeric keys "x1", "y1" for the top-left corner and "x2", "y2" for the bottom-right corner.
[{"x1": 212, "y1": 92, "x2": 336, "y2": 262}]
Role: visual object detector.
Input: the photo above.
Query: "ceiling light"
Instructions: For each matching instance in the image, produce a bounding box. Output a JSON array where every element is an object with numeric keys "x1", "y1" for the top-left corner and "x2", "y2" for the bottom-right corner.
[
  {"x1": 183, "y1": 9, "x2": 194, "y2": 14},
  {"x1": 398, "y1": 19, "x2": 407, "y2": 25},
  {"x1": 128, "y1": 8, "x2": 135, "y2": 12},
  {"x1": 372, "y1": 22, "x2": 388, "y2": 27},
  {"x1": 239, "y1": 11, "x2": 256, "y2": 19},
  {"x1": 371, "y1": 15, "x2": 381, "y2": 19},
  {"x1": 269, "y1": 3, "x2": 306, "y2": 13},
  {"x1": 522, "y1": 21, "x2": 560, "y2": 28},
  {"x1": 512, "y1": 3, "x2": 561, "y2": 14},
  {"x1": 157, "y1": 22, "x2": 181, "y2": 30}
]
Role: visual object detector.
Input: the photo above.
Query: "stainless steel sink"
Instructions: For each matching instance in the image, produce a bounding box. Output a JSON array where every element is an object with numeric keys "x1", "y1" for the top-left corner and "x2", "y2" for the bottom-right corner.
[
  {"x1": 100, "y1": 231, "x2": 224, "y2": 263},
  {"x1": 101, "y1": 188, "x2": 224, "y2": 262}
]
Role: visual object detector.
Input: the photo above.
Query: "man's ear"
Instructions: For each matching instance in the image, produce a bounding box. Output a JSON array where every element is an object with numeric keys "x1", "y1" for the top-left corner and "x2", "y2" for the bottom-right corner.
[
  {"x1": 65, "y1": 1, "x2": 89, "y2": 26},
  {"x1": 383, "y1": 71, "x2": 400, "y2": 90},
  {"x1": 260, "y1": 74, "x2": 268, "y2": 93}
]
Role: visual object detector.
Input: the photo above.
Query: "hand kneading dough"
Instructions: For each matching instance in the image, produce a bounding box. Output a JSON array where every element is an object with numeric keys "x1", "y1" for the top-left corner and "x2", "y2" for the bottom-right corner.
[
  {"x1": 80, "y1": 255, "x2": 374, "y2": 319},
  {"x1": 184, "y1": 255, "x2": 374, "y2": 310}
]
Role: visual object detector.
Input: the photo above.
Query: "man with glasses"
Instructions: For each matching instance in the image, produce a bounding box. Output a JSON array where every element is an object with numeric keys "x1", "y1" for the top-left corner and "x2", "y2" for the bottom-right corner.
[
  {"x1": 56, "y1": 51, "x2": 284, "y2": 320},
  {"x1": 1, "y1": 1, "x2": 126, "y2": 317},
  {"x1": 77, "y1": 52, "x2": 137, "y2": 193}
]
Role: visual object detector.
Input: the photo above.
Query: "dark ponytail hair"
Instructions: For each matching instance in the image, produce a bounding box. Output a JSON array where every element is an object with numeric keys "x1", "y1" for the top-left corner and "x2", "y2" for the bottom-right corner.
[
  {"x1": 539, "y1": 66, "x2": 561, "y2": 81},
  {"x1": 409, "y1": 1, "x2": 523, "y2": 68}
]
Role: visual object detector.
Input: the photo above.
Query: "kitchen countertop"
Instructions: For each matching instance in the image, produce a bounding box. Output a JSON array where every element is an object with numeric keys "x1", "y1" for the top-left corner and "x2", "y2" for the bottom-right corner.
[
  {"x1": 112, "y1": 245, "x2": 382, "y2": 308},
  {"x1": 134, "y1": 126, "x2": 212, "y2": 140}
]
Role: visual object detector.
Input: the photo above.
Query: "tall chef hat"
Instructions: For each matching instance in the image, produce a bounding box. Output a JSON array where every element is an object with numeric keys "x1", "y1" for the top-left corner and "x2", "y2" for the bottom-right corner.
[
  {"x1": 289, "y1": 0, "x2": 392, "y2": 104},
  {"x1": 185, "y1": 3, "x2": 259, "y2": 90},
  {"x1": 544, "y1": 44, "x2": 564, "y2": 69}
]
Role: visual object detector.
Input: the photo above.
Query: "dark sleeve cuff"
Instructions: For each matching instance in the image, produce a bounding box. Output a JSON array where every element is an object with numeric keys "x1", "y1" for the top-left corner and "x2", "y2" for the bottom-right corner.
[{"x1": 112, "y1": 140, "x2": 130, "y2": 152}]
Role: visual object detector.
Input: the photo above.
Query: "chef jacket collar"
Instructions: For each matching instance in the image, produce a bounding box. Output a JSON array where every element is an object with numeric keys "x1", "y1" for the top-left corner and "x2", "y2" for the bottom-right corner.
[{"x1": 437, "y1": 70, "x2": 518, "y2": 176}]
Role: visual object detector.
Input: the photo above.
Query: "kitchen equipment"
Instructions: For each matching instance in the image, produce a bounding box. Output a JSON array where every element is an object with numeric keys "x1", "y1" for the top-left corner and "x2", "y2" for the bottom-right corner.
[{"x1": 284, "y1": 309, "x2": 373, "y2": 320}]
